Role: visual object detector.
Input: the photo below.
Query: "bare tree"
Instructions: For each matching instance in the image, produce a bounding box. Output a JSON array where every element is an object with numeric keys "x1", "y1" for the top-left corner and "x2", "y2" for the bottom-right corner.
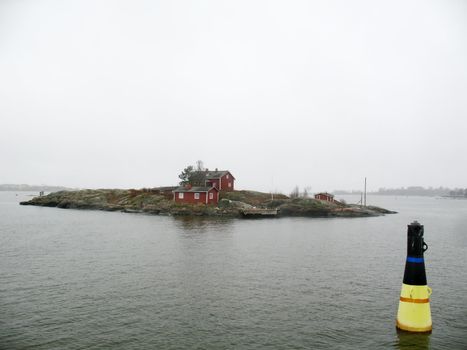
[
  {"x1": 196, "y1": 160, "x2": 205, "y2": 171},
  {"x1": 302, "y1": 186, "x2": 311, "y2": 198},
  {"x1": 290, "y1": 186, "x2": 300, "y2": 199}
]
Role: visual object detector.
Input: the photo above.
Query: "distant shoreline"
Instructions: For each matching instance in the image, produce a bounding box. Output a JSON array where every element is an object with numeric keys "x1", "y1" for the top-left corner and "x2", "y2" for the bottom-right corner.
[{"x1": 0, "y1": 184, "x2": 74, "y2": 192}]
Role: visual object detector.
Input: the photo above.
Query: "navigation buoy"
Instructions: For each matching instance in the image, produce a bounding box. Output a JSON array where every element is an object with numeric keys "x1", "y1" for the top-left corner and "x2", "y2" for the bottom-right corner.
[{"x1": 396, "y1": 221, "x2": 432, "y2": 333}]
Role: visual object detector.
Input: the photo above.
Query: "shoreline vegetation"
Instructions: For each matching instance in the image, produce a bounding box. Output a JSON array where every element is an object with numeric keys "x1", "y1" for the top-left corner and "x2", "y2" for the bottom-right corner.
[{"x1": 20, "y1": 188, "x2": 396, "y2": 218}]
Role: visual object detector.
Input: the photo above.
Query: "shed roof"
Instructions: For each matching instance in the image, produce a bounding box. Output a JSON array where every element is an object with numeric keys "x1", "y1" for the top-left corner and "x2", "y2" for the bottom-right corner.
[{"x1": 315, "y1": 192, "x2": 334, "y2": 197}]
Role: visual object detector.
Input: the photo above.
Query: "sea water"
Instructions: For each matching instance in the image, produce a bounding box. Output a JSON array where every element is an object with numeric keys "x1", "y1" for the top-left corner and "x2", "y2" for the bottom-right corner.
[{"x1": 1, "y1": 192, "x2": 466, "y2": 349}]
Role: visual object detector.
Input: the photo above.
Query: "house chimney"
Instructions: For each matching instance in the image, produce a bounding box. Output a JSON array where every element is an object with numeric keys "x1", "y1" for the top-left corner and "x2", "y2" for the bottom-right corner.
[
  {"x1": 186, "y1": 184, "x2": 192, "y2": 190},
  {"x1": 215, "y1": 168, "x2": 218, "y2": 171}
]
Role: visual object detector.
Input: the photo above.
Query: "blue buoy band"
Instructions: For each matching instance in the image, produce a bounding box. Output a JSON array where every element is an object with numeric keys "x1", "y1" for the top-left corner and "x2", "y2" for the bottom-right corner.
[{"x1": 404, "y1": 257, "x2": 427, "y2": 285}]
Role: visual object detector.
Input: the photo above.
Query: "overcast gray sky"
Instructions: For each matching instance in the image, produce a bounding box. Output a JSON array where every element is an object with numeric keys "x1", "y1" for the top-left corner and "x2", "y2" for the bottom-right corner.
[{"x1": 1, "y1": 0, "x2": 466, "y2": 193}]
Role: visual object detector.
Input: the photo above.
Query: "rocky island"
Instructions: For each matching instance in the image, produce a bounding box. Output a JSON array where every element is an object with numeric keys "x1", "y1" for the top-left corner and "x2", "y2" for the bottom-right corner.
[{"x1": 20, "y1": 188, "x2": 396, "y2": 218}]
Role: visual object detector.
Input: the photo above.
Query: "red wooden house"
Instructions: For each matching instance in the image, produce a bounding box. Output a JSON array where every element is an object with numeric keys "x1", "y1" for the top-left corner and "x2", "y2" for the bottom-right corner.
[
  {"x1": 314, "y1": 192, "x2": 335, "y2": 203},
  {"x1": 173, "y1": 186, "x2": 219, "y2": 205},
  {"x1": 189, "y1": 169, "x2": 235, "y2": 192},
  {"x1": 204, "y1": 170, "x2": 235, "y2": 191}
]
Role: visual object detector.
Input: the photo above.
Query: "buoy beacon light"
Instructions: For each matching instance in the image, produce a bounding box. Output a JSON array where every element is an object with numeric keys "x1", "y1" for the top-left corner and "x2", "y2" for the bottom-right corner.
[{"x1": 396, "y1": 221, "x2": 432, "y2": 332}]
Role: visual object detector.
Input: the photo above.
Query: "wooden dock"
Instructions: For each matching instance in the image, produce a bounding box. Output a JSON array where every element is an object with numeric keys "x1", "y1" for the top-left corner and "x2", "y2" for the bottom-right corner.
[{"x1": 240, "y1": 208, "x2": 279, "y2": 218}]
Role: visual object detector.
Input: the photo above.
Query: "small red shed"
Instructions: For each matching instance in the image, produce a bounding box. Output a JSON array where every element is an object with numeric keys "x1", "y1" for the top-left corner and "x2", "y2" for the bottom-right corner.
[
  {"x1": 314, "y1": 192, "x2": 335, "y2": 202},
  {"x1": 173, "y1": 186, "x2": 219, "y2": 205}
]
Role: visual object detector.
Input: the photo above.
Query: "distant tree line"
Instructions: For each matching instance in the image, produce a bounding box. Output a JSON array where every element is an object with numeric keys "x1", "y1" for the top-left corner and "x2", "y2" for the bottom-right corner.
[
  {"x1": 334, "y1": 186, "x2": 467, "y2": 197},
  {"x1": 0, "y1": 184, "x2": 73, "y2": 192},
  {"x1": 448, "y1": 188, "x2": 467, "y2": 198},
  {"x1": 374, "y1": 186, "x2": 451, "y2": 196}
]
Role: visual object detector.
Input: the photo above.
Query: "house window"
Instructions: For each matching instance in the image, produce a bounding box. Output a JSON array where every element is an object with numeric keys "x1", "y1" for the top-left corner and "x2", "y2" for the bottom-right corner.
[
  {"x1": 226, "y1": 174, "x2": 229, "y2": 179},
  {"x1": 178, "y1": 193, "x2": 184, "y2": 199},
  {"x1": 194, "y1": 193, "x2": 200, "y2": 199},
  {"x1": 209, "y1": 192, "x2": 213, "y2": 199},
  {"x1": 228, "y1": 182, "x2": 232, "y2": 187}
]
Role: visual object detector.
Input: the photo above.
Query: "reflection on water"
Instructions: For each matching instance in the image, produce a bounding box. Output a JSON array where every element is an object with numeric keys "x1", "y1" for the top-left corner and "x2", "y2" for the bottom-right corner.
[
  {"x1": 172, "y1": 216, "x2": 235, "y2": 231},
  {"x1": 396, "y1": 329, "x2": 431, "y2": 350}
]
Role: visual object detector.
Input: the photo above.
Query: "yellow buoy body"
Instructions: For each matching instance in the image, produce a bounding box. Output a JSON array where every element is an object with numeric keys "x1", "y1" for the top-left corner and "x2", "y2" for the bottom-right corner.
[
  {"x1": 396, "y1": 284, "x2": 432, "y2": 332},
  {"x1": 396, "y1": 222, "x2": 432, "y2": 333}
]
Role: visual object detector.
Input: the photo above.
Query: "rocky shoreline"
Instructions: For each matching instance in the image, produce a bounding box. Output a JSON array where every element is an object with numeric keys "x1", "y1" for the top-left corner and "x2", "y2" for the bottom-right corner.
[{"x1": 20, "y1": 189, "x2": 397, "y2": 218}]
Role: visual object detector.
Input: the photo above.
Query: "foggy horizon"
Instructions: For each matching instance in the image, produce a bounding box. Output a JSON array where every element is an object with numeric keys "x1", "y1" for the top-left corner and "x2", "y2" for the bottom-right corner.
[
  {"x1": 0, "y1": 179, "x2": 462, "y2": 195},
  {"x1": 1, "y1": 0, "x2": 466, "y2": 194}
]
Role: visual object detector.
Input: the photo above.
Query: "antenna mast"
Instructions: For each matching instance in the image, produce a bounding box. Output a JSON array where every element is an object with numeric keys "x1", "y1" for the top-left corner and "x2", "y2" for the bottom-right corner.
[{"x1": 364, "y1": 177, "x2": 367, "y2": 207}]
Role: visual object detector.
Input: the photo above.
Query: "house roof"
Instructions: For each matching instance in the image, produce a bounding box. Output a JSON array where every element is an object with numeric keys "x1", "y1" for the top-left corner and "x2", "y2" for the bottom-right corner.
[
  {"x1": 173, "y1": 186, "x2": 219, "y2": 193},
  {"x1": 206, "y1": 170, "x2": 233, "y2": 179},
  {"x1": 191, "y1": 170, "x2": 235, "y2": 180}
]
